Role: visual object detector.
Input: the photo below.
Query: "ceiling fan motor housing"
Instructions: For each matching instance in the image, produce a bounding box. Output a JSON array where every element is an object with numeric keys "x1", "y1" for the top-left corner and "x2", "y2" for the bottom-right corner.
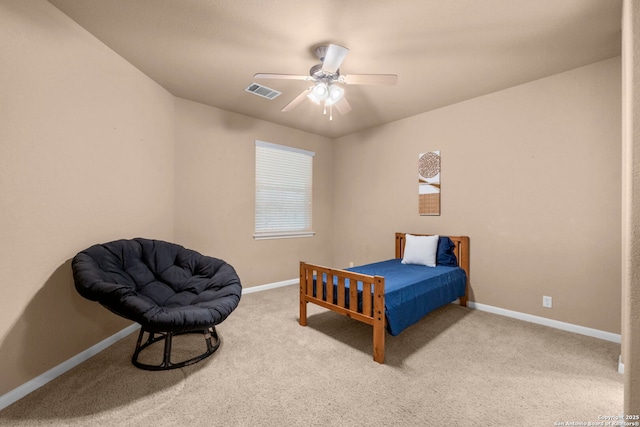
[
  {"x1": 310, "y1": 63, "x2": 339, "y2": 82},
  {"x1": 314, "y1": 45, "x2": 328, "y2": 61}
]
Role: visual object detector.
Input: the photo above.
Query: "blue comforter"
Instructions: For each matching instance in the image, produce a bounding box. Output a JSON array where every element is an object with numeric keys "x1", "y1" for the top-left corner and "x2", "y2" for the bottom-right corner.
[{"x1": 345, "y1": 259, "x2": 467, "y2": 336}]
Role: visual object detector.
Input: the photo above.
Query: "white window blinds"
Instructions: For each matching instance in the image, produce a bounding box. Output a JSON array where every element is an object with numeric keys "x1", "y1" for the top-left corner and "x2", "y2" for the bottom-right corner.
[{"x1": 254, "y1": 140, "x2": 315, "y2": 240}]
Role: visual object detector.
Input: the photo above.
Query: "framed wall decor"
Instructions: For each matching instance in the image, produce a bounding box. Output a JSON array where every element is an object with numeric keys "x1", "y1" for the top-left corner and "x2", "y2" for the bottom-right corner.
[{"x1": 418, "y1": 151, "x2": 441, "y2": 216}]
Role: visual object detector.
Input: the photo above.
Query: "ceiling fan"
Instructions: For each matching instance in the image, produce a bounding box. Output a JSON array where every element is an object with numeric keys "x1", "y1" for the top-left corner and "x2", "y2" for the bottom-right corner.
[{"x1": 254, "y1": 44, "x2": 398, "y2": 120}]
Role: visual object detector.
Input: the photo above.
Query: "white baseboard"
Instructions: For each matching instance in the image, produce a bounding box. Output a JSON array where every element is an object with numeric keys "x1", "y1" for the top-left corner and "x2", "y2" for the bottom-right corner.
[
  {"x1": 0, "y1": 323, "x2": 140, "y2": 412},
  {"x1": 242, "y1": 283, "x2": 623, "y2": 345},
  {"x1": 467, "y1": 301, "x2": 621, "y2": 343},
  {"x1": 619, "y1": 355, "x2": 625, "y2": 374},
  {"x1": 0, "y1": 280, "x2": 299, "y2": 411},
  {"x1": 242, "y1": 278, "x2": 298, "y2": 294},
  {"x1": 0, "y1": 282, "x2": 623, "y2": 411}
]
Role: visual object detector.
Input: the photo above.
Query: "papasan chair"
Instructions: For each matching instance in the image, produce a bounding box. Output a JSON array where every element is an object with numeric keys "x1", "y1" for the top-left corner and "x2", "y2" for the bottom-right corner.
[{"x1": 72, "y1": 238, "x2": 242, "y2": 370}]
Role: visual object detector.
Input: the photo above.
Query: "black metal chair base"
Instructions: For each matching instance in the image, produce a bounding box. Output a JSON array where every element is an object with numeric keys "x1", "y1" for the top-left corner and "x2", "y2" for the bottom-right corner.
[{"x1": 132, "y1": 326, "x2": 221, "y2": 371}]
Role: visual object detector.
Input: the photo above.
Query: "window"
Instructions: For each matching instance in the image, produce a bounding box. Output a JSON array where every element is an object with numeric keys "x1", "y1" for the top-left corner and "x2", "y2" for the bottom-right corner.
[{"x1": 254, "y1": 140, "x2": 315, "y2": 240}]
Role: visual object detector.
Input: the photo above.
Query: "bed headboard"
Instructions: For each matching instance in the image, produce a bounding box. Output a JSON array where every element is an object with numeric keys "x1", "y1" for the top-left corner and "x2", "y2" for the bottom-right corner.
[{"x1": 395, "y1": 233, "x2": 470, "y2": 284}]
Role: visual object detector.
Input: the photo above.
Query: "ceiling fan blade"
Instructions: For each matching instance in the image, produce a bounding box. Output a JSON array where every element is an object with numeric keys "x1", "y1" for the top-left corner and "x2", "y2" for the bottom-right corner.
[
  {"x1": 334, "y1": 96, "x2": 352, "y2": 115},
  {"x1": 322, "y1": 44, "x2": 349, "y2": 73},
  {"x1": 281, "y1": 87, "x2": 312, "y2": 112},
  {"x1": 341, "y1": 74, "x2": 398, "y2": 86},
  {"x1": 254, "y1": 73, "x2": 311, "y2": 81}
]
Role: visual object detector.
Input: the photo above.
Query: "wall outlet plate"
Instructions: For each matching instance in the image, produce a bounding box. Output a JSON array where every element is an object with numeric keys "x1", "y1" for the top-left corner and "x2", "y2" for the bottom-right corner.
[{"x1": 543, "y1": 295, "x2": 552, "y2": 308}]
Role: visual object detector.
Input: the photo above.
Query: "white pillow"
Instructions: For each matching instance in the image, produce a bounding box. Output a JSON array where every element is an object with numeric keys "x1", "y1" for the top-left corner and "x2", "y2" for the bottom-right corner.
[{"x1": 401, "y1": 234, "x2": 439, "y2": 267}]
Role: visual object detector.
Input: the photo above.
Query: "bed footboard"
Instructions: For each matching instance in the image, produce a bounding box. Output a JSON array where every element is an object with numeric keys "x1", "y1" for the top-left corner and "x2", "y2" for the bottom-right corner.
[{"x1": 299, "y1": 262, "x2": 386, "y2": 363}]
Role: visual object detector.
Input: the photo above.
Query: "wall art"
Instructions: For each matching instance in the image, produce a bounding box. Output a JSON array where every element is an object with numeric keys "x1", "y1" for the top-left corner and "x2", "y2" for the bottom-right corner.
[{"x1": 418, "y1": 150, "x2": 441, "y2": 215}]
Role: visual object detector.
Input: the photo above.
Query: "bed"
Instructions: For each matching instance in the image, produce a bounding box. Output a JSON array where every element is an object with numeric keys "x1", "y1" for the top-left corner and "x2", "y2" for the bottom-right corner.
[{"x1": 299, "y1": 232, "x2": 470, "y2": 363}]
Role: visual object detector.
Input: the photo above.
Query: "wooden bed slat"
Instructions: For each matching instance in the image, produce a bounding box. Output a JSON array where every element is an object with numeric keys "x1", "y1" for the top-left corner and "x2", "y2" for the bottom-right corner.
[
  {"x1": 362, "y1": 282, "x2": 372, "y2": 316},
  {"x1": 349, "y1": 279, "x2": 358, "y2": 311},
  {"x1": 326, "y1": 272, "x2": 333, "y2": 303},
  {"x1": 337, "y1": 276, "x2": 345, "y2": 307}
]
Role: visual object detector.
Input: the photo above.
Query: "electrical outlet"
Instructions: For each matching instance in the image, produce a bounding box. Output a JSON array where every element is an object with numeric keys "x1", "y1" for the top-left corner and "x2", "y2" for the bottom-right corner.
[
  {"x1": 349, "y1": 261, "x2": 354, "y2": 268},
  {"x1": 542, "y1": 295, "x2": 552, "y2": 308}
]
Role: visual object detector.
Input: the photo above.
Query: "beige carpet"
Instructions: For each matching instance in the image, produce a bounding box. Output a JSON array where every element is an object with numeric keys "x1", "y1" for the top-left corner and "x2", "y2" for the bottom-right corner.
[{"x1": 0, "y1": 285, "x2": 623, "y2": 426}]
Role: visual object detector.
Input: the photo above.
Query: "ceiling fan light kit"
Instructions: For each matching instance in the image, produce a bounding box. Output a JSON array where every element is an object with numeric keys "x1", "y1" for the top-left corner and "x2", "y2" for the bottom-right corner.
[
  {"x1": 254, "y1": 43, "x2": 397, "y2": 120},
  {"x1": 325, "y1": 85, "x2": 344, "y2": 105},
  {"x1": 307, "y1": 82, "x2": 329, "y2": 104}
]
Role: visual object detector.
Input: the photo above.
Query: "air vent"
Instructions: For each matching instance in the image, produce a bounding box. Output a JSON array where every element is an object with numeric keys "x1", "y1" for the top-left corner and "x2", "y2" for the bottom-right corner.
[{"x1": 245, "y1": 83, "x2": 281, "y2": 100}]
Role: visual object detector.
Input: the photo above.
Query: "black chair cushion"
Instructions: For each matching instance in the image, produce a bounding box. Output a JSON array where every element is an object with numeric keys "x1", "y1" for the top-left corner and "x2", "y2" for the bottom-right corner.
[{"x1": 72, "y1": 238, "x2": 242, "y2": 333}]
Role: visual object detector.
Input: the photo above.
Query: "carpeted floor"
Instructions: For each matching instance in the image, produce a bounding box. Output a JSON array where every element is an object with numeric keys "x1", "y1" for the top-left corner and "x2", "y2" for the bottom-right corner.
[{"x1": 0, "y1": 285, "x2": 623, "y2": 426}]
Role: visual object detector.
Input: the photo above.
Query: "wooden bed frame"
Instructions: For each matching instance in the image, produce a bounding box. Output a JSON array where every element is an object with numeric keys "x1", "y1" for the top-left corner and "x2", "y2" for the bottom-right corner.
[{"x1": 299, "y1": 232, "x2": 470, "y2": 364}]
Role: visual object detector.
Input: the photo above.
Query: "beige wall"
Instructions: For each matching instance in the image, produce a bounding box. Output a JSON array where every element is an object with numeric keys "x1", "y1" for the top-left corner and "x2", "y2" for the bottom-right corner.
[
  {"x1": 0, "y1": 0, "x2": 628, "y2": 406},
  {"x1": 333, "y1": 58, "x2": 622, "y2": 334},
  {"x1": 0, "y1": 0, "x2": 175, "y2": 395},
  {"x1": 623, "y1": 0, "x2": 640, "y2": 416},
  {"x1": 173, "y1": 98, "x2": 334, "y2": 287}
]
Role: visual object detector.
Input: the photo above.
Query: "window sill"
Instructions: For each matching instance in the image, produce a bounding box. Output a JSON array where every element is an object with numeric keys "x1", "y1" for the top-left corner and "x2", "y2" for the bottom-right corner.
[{"x1": 253, "y1": 231, "x2": 315, "y2": 241}]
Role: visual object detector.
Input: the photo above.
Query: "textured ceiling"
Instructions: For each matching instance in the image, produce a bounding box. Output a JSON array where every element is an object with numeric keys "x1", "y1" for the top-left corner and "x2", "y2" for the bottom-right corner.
[{"x1": 48, "y1": 0, "x2": 622, "y2": 139}]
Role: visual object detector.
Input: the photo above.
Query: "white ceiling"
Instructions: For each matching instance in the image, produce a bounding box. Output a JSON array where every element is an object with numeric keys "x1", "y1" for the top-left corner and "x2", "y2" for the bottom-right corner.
[{"x1": 47, "y1": 0, "x2": 622, "y2": 139}]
